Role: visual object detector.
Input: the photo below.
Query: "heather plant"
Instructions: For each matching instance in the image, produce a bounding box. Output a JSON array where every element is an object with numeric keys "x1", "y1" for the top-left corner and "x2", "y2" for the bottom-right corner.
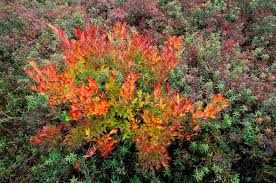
[
  {"x1": 2, "y1": 0, "x2": 85, "y2": 63},
  {"x1": 176, "y1": 31, "x2": 275, "y2": 103},
  {"x1": 164, "y1": 2, "x2": 275, "y2": 181},
  {"x1": 168, "y1": 21, "x2": 275, "y2": 183},
  {"x1": 26, "y1": 22, "x2": 230, "y2": 171}
]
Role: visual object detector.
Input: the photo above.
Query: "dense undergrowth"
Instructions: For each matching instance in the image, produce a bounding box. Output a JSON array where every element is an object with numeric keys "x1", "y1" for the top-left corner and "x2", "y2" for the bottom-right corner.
[{"x1": 0, "y1": 0, "x2": 275, "y2": 182}]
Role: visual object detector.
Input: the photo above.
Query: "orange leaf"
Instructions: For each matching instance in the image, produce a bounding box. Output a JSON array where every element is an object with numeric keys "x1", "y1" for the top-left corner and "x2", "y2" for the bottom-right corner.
[{"x1": 83, "y1": 147, "x2": 97, "y2": 158}]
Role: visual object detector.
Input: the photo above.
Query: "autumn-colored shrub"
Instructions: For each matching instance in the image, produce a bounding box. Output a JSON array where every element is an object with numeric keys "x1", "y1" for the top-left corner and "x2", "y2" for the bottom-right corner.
[{"x1": 26, "y1": 22, "x2": 229, "y2": 171}]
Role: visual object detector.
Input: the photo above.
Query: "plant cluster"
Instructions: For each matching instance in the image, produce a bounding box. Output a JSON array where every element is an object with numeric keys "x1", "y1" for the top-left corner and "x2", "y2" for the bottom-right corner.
[
  {"x1": 26, "y1": 22, "x2": 229, "y2": 171},
  {"x1": 0, "y1": 0, "x2": 275, "y2": 182}
]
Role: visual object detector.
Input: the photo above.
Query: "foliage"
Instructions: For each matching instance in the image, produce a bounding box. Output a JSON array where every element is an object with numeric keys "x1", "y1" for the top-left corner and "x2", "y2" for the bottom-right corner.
[
  {"x1": 26, "y1": 22, "x2": 229, "y2": 171},
  {"x1": 0, "y1": 0, "x2": 275, "y2": 182}
]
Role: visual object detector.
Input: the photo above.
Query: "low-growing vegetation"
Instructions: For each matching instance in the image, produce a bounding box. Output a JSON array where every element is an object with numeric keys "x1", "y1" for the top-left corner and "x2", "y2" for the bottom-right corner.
[{"x1": 0, "y1": 0, "x2": 275, "y2": 182}]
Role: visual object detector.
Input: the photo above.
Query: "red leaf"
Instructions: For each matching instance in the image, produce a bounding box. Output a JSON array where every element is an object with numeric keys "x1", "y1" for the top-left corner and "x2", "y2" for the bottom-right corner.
[
  {"x1": 83, "y1": 147, "x2": 97, "y2": 158},
  {"x1": 76, "y1": 27, "x2": 82, "y2": 37},
  {"x1": 73, "y1": 161, "x2": 80, "y2": 169}
]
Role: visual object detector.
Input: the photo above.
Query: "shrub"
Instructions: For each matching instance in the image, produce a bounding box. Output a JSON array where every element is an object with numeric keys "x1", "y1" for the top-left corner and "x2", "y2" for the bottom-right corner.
[{"x1": 26, "y1": 22, "x2": 229, "y2": 171}]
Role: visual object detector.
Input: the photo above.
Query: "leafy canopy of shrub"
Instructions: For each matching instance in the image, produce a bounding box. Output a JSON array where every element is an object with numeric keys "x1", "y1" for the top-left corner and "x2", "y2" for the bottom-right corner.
[{"x1": 26, "y1": 22, "x2": 230, "y2": 171}]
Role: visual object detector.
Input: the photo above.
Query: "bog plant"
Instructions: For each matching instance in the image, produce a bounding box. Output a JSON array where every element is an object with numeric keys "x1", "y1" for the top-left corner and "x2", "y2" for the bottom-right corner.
[{"x1": 26, "y1": 22, "x2": 230, "y2": 171}]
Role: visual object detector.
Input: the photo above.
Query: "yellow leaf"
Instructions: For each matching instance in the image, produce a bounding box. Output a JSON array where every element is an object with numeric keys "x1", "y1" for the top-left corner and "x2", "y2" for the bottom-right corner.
[
  {"x1": 65, "y1": 116, "x2": 70, "y2": 122},
  {"x1": 85, "y1": 128, "x2": 91, "y2": 136},
  {"x1": 109, "y1": 129, "x2": 118, "y2": 135}
]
